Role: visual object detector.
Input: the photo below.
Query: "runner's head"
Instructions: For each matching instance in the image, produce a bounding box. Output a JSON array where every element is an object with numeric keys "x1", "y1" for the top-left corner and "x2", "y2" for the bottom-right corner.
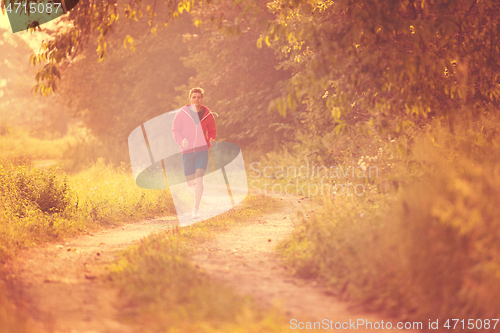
[
  {"x1": 189, "y1": 87, "x2": 204, "y2": 98},
  {"x1": 189, "y1": 87, "x2": 204, "y2": 109}
]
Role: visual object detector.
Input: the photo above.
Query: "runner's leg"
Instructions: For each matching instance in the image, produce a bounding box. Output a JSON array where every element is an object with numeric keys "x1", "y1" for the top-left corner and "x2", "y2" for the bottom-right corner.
[
  {"x1": 183, "y1": 153, "x2": 196, "y2": 187},
  {"x1": 186, "y1": 174, "x2": 196, "y2": 187},
  {"x1": 194, "y1": 168, "x2": 205, "y2": 209}
]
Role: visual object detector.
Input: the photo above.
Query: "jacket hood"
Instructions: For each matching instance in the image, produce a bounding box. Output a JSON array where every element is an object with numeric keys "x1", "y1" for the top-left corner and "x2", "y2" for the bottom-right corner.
[{"x1": 183, "y1": 105, "x2": 211, "y2": 121}]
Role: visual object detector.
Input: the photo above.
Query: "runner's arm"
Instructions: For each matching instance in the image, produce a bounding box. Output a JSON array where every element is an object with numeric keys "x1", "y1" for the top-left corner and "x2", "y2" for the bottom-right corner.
[
  {"x1": 206, "y1": 114, "x2": 217, "y2": 142},
  {"x1": 172, "y1": 113, "x2": 185, "y2": 146}
]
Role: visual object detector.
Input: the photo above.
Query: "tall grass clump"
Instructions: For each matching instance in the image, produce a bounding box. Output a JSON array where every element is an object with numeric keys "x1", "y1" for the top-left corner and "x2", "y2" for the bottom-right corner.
[
  {"x1": 0, "y1": 164, "x2": 71, "y2": 216},
  {"x1": 67, "y1": 159, "x2": 175, "y2": 225},
  {"x1": 394, "y1": 119, "x2": 500, "y2": 323},
  {"x1": 0, "y1": 164, "x2": 75, "y2": 260},
  {"x1": 276, "y1": 115, "x2": 500, "y2": 327}
]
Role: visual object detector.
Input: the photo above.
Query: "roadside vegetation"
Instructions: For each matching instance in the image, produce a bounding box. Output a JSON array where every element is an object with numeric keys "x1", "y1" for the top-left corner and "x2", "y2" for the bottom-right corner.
[
  {"x1": 0, "y1": 162, "x2": 174, "y2": 263},
  {"x1": 253, "y1": 114, "x2": 500, "y2": 326},
  {"x1": 0, "y1": 126, "x2": 77, "y2": 166},
  {"x1": 0, "y1": 128, "x2": 176, "y2": 331},
  {"x1": 0, "y1": 127, "x2": 176, "y2": 263}
]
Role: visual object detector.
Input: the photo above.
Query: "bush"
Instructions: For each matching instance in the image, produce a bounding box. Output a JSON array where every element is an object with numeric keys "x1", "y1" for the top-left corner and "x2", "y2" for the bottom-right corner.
[
  {"x1": 0, "y1": 165, "x2": 72, "y2": 217},
  {"x1": 394, "y1": 120, "x2": 500, "y2": 322}
]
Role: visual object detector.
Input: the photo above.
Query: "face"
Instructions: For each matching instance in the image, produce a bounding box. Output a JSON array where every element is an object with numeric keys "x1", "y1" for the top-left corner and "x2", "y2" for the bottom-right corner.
[{"x1": 190, "y1": 92, "x2": 203, "y2": 107}]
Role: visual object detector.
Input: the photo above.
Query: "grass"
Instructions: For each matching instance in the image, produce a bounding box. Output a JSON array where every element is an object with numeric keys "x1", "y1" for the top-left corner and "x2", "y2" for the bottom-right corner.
[
  {"x1": 270, "y1": 115, "x2": 500, "y2": 328},
  {"x1": 0, "y1": 125, "x2": 127, "y2": 172},
  {"x1": 0, "y1": 125, "x2": 291, "y2": 332},
  {"x1": 0, "y1": 127, "x2": 177, "y2": 332},
  {"x1": 245, "y1": 125, "x2": 410, "y2": 208},
  {"x1": 0, "y1": 126, "x2": 79, "y2": 165},
  {"x1": 0, "y1": 156, "x2": 176, "y2": 332},
  {"x1": 109, "y1": 194, "x2": 291, "y2": 333},
  {"x1": 67, "y1": 159, "x2": 175, "y2": 225},
  {"x1": 0, "y1": 159, "x2": 175, "y2": 263}
]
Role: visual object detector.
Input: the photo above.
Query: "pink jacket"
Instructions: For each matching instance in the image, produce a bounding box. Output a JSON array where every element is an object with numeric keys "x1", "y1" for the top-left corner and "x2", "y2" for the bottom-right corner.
[{"x1": 172, "y1": 105, "x2": 217, "y2": 154}]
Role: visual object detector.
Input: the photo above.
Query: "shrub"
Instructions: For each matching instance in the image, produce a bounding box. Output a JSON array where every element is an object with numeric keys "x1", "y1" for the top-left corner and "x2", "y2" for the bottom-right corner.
[{"x1": 0, "y1": 165, "x2": 72, "y2": 216}]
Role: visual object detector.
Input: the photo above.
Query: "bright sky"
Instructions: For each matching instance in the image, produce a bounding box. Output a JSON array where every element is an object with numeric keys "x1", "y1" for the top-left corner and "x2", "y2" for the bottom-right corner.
[{"x1": 0, "y1": 10, "x2": 12, "y2": 31}]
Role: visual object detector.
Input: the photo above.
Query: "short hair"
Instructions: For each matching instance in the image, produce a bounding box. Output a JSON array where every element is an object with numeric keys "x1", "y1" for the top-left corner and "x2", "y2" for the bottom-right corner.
[{"x1": 189, "y1": 87, "x2": 204, "y2": 98}]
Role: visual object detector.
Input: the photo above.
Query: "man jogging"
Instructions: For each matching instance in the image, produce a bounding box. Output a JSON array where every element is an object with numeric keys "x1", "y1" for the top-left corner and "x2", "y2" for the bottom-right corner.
[{"x1": 172, "y1": 87, "x2": 216, "y2": 219}]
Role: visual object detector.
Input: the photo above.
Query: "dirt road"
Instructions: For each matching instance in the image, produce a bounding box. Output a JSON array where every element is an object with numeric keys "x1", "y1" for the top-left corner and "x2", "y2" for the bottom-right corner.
[
  {"x1": 8, "y1": 216, "x2": 178, "y2": 333},
  {"x1": 6, "y1": 196, "x2": 419, "y2": 332}
]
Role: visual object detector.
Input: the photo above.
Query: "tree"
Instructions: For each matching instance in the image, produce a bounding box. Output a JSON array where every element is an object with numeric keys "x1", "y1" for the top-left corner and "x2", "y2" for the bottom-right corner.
[
  {"x1": 28, "y1": 0, "x2": 203, "y2": 95},
  {"x1": 56, "y1": 13, "x2": 196, "y2": 160},
  {"x1": 259, "y1": 0, "x2": 500, "y2": 135}
]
